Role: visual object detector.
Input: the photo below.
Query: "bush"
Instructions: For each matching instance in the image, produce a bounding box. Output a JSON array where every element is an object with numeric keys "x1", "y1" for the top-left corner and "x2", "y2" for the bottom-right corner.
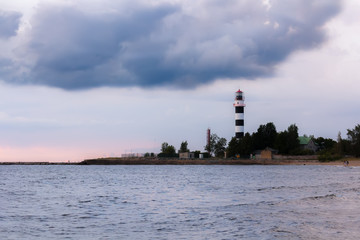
[
  {"x1": 290, "y1": 148, "x2": 315, "y2": 155},
  {"x1": 157, "y1": 153, "x2": 179, "y2": 158},
  {"x1": 318, "y1": 152, "x2": 342, "y2": 162}
]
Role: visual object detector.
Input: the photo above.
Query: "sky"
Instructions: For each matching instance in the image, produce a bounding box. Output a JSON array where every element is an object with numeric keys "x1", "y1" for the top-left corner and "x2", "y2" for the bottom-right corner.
[{"x1": 0, "y1": 0, "x2": 359, "y2": 162}]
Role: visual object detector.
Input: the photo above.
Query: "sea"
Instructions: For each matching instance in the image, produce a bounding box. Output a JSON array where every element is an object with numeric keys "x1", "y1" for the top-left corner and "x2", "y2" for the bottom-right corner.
[{"x1": 1, "y1": 165, "x2": 360, "y2": 239}]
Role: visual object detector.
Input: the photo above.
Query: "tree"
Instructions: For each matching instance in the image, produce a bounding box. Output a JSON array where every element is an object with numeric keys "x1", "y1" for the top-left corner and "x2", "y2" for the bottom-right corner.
[
  {"x1": 275, "y1": 124, "x2": 299, "y2": 154},
  {"x1": 253, "y1": 122, "x2": 277, "y2": 150},
  {"x1": 161, "y1": 142, "x2": 169, "y2": 153},
  {"x1": 314, "y1": 137, "x2": 336, "y2": 151},
  {"x1": 205, "y1": 133, "x2": 218, "y2": 156},
  {"x1": 287, "y1": 124, "x2": 300, "y2": 152},
  {"x1": 227, "y1": 137, "x2": 241, "y2": 158},
  {"x1": 275, "y1": 131, "x2": 288, "y2": 154},
  {"x1": 341, "y1": 139, "x2": 352, "y2": 156},
  {"x1": 227, "y1": 132, "x2": 253, "y2": 158},
  {"x1": 179, "y1": 141, "x2": 189, "y2": 153},
  {"x1": 347, "y1": 124, "x2": 360, "y2": 157},
  {"x1": 160, "y1": 142, "x2": 176, "y2": 156},
  {"x1": 214, "y1": 137, "x2": 227, "y2": 157},
  {"x1": 240, "y1": 132, "x2": 253, "y2": 156},
  {"x1": 205, "y1": 133, "x2": 227, "y2": 157}
]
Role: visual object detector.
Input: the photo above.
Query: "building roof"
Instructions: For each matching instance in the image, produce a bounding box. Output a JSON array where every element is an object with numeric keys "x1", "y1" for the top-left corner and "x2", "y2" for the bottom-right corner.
[
  {"x1": 298, "y1": 136, "x2": 312, "y2": 145},
  {"x1": 236, "y1": 89, "x2": 243, "y2": 93}
]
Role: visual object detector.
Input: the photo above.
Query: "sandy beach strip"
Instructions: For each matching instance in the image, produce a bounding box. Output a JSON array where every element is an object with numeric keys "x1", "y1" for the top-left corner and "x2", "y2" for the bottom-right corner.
[{"x1": 277, "y1": 158, "x2": 360, "y2": 166}]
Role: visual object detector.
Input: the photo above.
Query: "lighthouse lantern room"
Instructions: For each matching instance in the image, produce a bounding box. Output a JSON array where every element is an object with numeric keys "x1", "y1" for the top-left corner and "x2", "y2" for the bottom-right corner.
[{"x1": 233, "y1": 89, "x2": 245, "y2": 139}]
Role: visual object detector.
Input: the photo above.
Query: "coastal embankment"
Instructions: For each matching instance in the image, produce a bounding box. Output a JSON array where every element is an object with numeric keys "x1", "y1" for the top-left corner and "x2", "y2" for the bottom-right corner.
[
  {"x1": 80, "y1": 158, "x2": 263, "y2": 165},
  {"x1": 0, "y1": 162, "x2": 75, "y2": 165},
  {"x1": 1, "y1": 158, "x2": 359, "y2": 166},
  {"x1": 79, "y1": 157, "x2": 360, "y2": 166}
]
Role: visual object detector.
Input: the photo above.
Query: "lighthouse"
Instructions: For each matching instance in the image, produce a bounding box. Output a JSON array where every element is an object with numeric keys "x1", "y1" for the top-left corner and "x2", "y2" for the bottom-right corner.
[{"x1": 233, "y1": 89, "x2": 245, "y2": 139}]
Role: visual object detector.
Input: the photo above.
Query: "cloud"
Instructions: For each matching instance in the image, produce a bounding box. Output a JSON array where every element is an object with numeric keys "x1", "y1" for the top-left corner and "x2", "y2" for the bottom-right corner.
[
  {"x1": 0, "y1": 10, "x2": 21, "y2": 39},
  {"x1": 1, "y1": 0, "x2": 342, "y2": 89}
]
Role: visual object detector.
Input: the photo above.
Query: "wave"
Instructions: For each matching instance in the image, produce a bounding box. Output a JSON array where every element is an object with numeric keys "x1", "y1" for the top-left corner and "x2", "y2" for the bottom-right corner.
[{"x1": 301, "y1": 194, "x2": 337, "y2": 201}]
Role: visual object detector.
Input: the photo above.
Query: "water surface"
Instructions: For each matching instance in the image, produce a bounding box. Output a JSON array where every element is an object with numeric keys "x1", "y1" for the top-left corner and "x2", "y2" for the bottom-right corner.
[{"x1": 1, "y1": 165, "x2": 359, "y2": 239}]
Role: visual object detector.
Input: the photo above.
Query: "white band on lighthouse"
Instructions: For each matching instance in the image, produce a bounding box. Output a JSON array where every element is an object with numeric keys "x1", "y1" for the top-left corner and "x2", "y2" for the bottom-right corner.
[
  {"x1": 235, "y1": 126, "x2": 244, "y2": 132},
  {"x1": 235, "y1": 113, "x2": 244, "y2": 119}
]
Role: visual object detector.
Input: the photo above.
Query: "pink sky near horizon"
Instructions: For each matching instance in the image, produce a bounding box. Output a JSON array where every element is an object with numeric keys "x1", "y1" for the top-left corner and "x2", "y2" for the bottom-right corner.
[
  {"x1": 0, "y1": 139, "x2": 159, "y2": 162},
  {"x1": 0, "y1": 146, "x2": 85, "y2": 162}
]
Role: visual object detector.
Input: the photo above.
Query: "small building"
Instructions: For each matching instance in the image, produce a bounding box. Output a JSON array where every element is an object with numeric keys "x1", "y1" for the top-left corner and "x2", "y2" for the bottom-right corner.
[
  {"x1": 121, "y1": 153, "x2": 144, "y2": 158},
  {"x1": 298, "y1": 137, "x2": 318, "y2": 152},
  {"x1": 179, "y1": 152, "x2": 195, "y2": 159},
  {"x1": 255, "y1": 147, "x2": 278, "y2": 160}
]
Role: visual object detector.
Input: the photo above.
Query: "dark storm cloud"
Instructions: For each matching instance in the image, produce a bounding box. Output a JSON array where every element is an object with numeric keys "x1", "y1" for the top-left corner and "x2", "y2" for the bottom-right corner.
[
  {"x1": 26, "y1": 3, "x2": 177, "y2": 89},
  {"x1": 0, "y1": 11, "x2": 21, "y2": 38},
  {"x1": 5, "y1": 1, "x2": 343, "y2": 89}
]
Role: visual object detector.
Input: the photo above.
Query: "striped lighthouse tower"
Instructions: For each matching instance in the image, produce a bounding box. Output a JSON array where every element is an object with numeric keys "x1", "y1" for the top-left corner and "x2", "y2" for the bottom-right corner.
[{"x1": 233, "y1": 89, "x2": 245, "y2": 139}]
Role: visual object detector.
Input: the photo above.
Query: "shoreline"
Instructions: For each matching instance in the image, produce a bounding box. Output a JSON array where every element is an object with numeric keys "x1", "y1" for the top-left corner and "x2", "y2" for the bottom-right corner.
[
  {"x1": 1, "y1": 158, "x2": 359, "y2": 166},
  {"x1": 79, "y1": 157, "x2": 360, "y2": 166}
]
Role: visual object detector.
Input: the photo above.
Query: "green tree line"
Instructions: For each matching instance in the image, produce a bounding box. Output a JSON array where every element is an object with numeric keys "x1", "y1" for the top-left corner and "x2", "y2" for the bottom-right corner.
[
  {"x1": 157, "y1": 123, "x2": 360, "y2": 159},
  {"x1": 227, "y1": 122, "x2": 360, "y2": 160}
]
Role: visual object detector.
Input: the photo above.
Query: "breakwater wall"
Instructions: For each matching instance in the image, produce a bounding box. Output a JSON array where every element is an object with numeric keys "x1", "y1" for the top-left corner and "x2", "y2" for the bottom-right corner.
[
  {"x1": 0, "y1": 162, "x2": 75, "y2": 165},
  {"x1": 79, "y1": 157, "x2": 320, "y2": 165}
]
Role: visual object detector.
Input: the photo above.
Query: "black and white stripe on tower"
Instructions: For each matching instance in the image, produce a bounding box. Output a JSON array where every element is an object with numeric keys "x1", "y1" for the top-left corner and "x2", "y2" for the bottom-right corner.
[{"x1": 233, "y1": 89, "x2": 245, "y2": 139}]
